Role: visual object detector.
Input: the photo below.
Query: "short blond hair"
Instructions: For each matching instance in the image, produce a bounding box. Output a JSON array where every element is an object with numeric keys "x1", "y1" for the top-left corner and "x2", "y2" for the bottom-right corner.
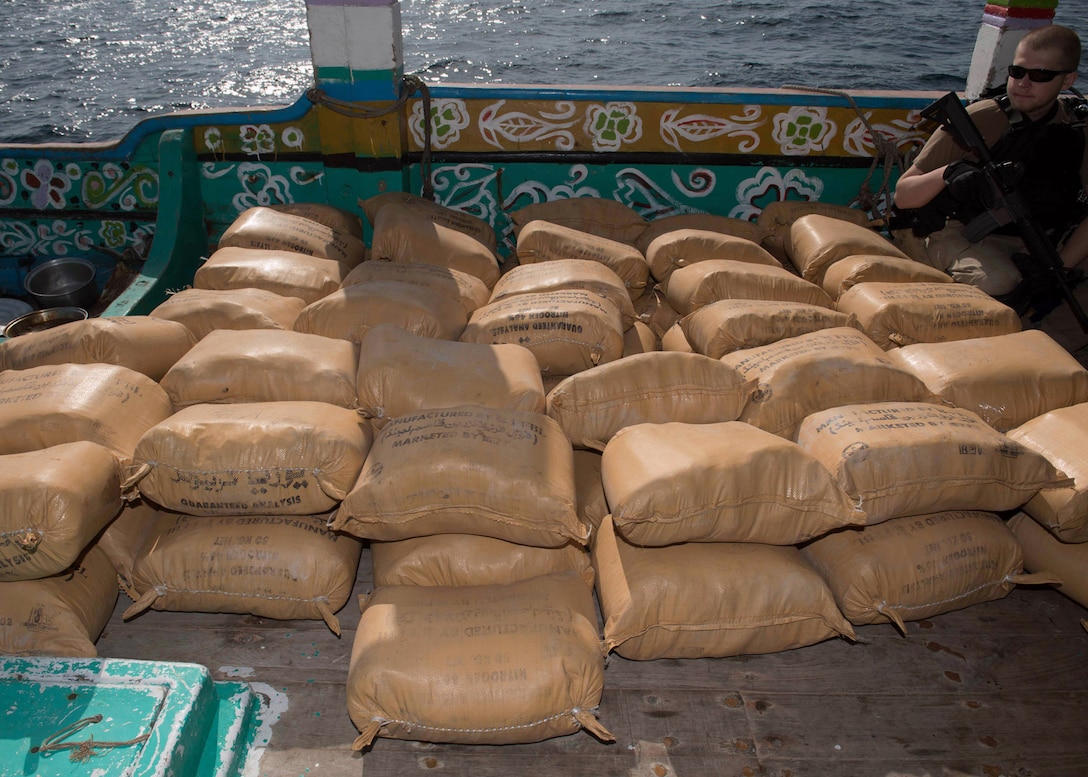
[{"x1": 1020, "y1": 24, "x2": 1082, "y2": 72}]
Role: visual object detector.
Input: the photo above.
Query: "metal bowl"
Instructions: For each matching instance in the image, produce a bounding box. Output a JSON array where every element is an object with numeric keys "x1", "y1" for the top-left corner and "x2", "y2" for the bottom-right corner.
[
  {"x1": 24, "y1": 257, "x2": 100, "y2": 310},
  {"x1": 1, "y1": 307, "x2": 88, "y2": 338}
]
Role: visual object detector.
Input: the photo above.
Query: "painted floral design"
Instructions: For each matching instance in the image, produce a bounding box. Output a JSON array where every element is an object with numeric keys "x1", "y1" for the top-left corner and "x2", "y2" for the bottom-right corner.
[
  {"x1": 772, "y1": 107, "x2": 836, "y2": 156},
  {"x1": 204, "y1": 127, "x2": 224, "y2": 153},
  {"x1": 240, "y1": 124, "x2": 276, "y2": 156},
  {"x1": 842, "y1": 111, "x2": 930, "y2": 158},
  {"x1": 479, "y1": 100, "x2": 577, "y2": 150},
  {"x1": 0, "y1": 159, "x2": 18, "y2": 207},
  {"x1": 21, "y1": 160, "x2": 80, "y2": 210},
  {"x1": 585, "y1": 102, "x2": 641, "y2": 152},
  {"x1": 230, "y1": 162, "x2": 293, "y2": 211},
  {"x1": 411, "y1": 98, "x2": 470, "y2": 150},
  {"x1": 83, "y1": 164, "x2": 158, "y2": 211},
  {"x1": 431, "y1": 164, "x2": 500, "y2": 227},
  {"x1": 731, "y1": 166, "x2": 825, "y2": 221},
  {"x1": 281, "y1": 126, "x2": 305, "y2": 150},
  {"x1": 660, "y1": 106, "x2": 764, "y2": 153}
]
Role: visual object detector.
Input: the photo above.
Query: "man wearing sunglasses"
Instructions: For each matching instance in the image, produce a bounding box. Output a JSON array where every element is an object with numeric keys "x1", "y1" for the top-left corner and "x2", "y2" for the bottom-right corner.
[{"x1": 893, "y1": 24, "x2": 1087, "y2": 336}]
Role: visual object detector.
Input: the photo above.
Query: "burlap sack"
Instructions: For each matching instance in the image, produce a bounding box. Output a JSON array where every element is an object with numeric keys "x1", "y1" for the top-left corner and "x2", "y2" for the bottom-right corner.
[
  {"x1": 573, "y1": 449, "x2": 609, "y2": 532},
  {"x1": 333, "y1": 405, "x2": 588, "y2": 548},
  {"x1": 160, "y1": 329, "x2": 359, "y2": 410},
  {"x1": 664, "y1": 259, "x2": 833, "y2": 316},
  {"x1": 0, "y1": 544, "x2": 117, "y2": 657},
  {"x1": 890, "y1": 329, "x2": 1088, "y2": 432},
  {"x1": 801, "y1": 510, "x2": 1050, "y2": 632},
  {"x1": 757, "y1": 200, "x2": 873, "y2": 262},
  {"x1": 0, "y1": 442, "x2": 123, "y2": 582},
  {"x1": 461, "y1": 290, "x2": 625, "y2": 378},
  {"x1": 0, "y1": 316, "x2": 196, "y2": 381},
  {"x1": 634, "y1": 286, "x2": 681, "y2": 339},
  {"x1": 593, "y1": 517, "x2": 855, "y2": 660},
  {"x1": 293, "y1": 279, "x2": 468, "y2": 344},
  {"x1": 681, "y1": 299, "x2": 857, "y2": 358},
  {"x1": 128, "y1": 401, "x2": 372, "y2": 516},
  {"x1": 1008, "y1": 403, "x2": 1088, "y2": 542},
  {"x1": 97, "y1": 500, "x2": 160, "y2": 597},
  {"x1": 371, "y1": 534, "x2": 594, "y2": 588},
  {"x1": 1008, "y1": 511, "x2": 1088, "y2": 608},
  {"x1": 644, "y1": 228, "x2": 782, "y2": 285},
  {"x1": 601, "y1": 422, "x2": 864, "y2": 546},
  {"x1": 820, "y1": 254, "x2": 953, "y2": 300},
  {"x1": 488, "y1": 258, "x2": 637, "y2": 329},
  {"x1": 340, "y1": 260, "x2": 490, "y2": 316},
  {"x1": 218, "y1": 206, "x2": 366, "y2": 267},
  {"x1": 356, "y1": 324, "x2": 544, "y2": 425},
  {"x1": 788, "y1": 214, "x2": 908, "y2": 283},
  {"x1": 347, "y1": 571, "x2": 612, "y2": 748},
  {"x1": 148, "y1": 287, "x2": 307, "y2": 340},
  {"x1": 510, "y1": 197, "x2": 648, "y2": 246},
  {"x1": 268, "y1": 201, "x2": 364, "y2": 239},
  {"x1": 797, "y1": 402, "x2": 1070, "y2": 525},
  {"x1": 360, "y1": 192, "x2": 497, "y2": 253},
  {"x1": 660, "y1": 322, "x2": 693, "y2": 352},
  {"x1": 545, "y1": 352, "x2": 754, "y2": 451},
  {"x1": 195, "y1": 247, "x2": 348, "y2": 304},
  {"x1": 371, "y1": 206, "x2": 501, "y2": 289},
  {"x1": 635, "y1": 213, "x2": 768, "y2": 256},
  {"x1": 122, "y1": 512, "x2": 362, "y2": 635},
  {"x1": 720, "y1": 327, "x2": 934, "y2": 440},
  {"x1": 515, "y1": 220, "x2": 650, "y2": 298},
  {"x1": 837, "y1": 282, "x2": 1022, "y2": 350},
  {"x1": 622, "y1": 321, "x2": 660, "y2": 356},
  {"x1": 0, "y1": 363, "x2": 173, "y2": 465}
]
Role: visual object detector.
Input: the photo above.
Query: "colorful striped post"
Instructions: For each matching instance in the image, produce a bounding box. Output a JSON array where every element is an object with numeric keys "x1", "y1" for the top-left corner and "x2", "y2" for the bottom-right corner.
[
  {"x1": 966, "y1": 0, "x2": 1059, "y2": 99},
  {"x1": 305, "y1": 0, "x2": 404, "y2": 102}
]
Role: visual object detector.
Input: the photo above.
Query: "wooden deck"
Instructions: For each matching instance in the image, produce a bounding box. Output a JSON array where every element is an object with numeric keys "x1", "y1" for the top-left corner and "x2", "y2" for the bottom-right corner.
[{"x1": 92, "y1": 546, "x2": 1088, "y2": 777}]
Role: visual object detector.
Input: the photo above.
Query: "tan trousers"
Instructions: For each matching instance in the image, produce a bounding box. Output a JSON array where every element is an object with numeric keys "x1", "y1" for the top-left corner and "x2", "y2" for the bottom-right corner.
[{"x1": 922, "y1": 222, "x2": 1024, "y2": 297}]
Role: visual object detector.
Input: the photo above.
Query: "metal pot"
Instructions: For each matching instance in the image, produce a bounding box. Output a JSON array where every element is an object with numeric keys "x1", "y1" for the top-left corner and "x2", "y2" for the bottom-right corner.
[
  {"x1": 24, "y1": 257, "x2": 100, "y2": 310},
  {"x1": 0, "y1": 307, "x2": 88, "y2": 338}
]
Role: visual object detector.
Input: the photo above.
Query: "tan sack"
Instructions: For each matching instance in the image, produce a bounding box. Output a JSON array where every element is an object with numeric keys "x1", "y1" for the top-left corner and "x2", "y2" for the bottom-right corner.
[
  {"x1": 510, "y1": 196, "x2": 648, "y2": 246},
  {"x1": 148, "y1": 287, "x2": 307, "y2": 340},
  {"x1": 340, "y1": 260, "x2": 490, "y2": 316},
  {"x1": 635, "y1": 213, "x2": 768, "y2": 256},
  {"x1": 757, "y1": 200, "x2": 873, "y2": 262},
  {"x1": 371, "y1": 534, "x2": 594, "y2": 588},
  {"x1": 461, "y1": 290, "x2": 625, "y2": 378},
  {"x1": 0, "y1": 544, "x2": 117, "y2": 657},
  {"x1": 0, "y1": 316, "x2": 196, "y2": 381},
  {"x1": 268, "y1": 201, "x2": 364, "y2": 239},
  {"x1": 820, "y1": 254, "x2": 953, "y2": 300},
  {"x1": 1008, "y1": 403, "x2": 1088, "y2": 542},
  {"x1": 890, "y1": 329, "x2": 1088, "y2": 432},
  {"x1": 128, "y1": 401, "x2": 372, "y2": 516},
  {"x1": 371, "y1": 206, "x2": 500, "y2": 289},
  {"x1": 0, "y1": 363, "x2": 173, "y2": 464},
  {"x1": 645, "y1": 228, "x2": 782, "y2": 285},
  {"x1": 681, "y1": 299, "x2": 857, "y2": 358},
  {"x1": 721, "y1": 327, "x2": 933, "y2": 440},
  {"x1": 593, "y1": 516, "x2": 855, "y2": 660},
  {"x1": 356, "y1": 324, "x2": 544, "y2": 425},
  {"x1": 347, "y1": 571, "x2": 612, "y2": 748},
  {"x1": 160, "y1": 329, "x2": 358, "y2": 410},
  {"x1": 573, "y1": 449, "x2": 609, "y2": 532},
  {"x1": 788, "y1": 214, "x2": 908, "y2": 283},
  {"x1": 801, "y1": 510, "x2": 1050, "y2": 633},
  {"x1": 122, "y1": 512, "x2": 362, "y2": 635},
  {"x1": 515, "y1": 220, "x2": 650, "y2": 298},
  {"x1": 195, "y1": 247, "x2": 348, "y2": 305},
  {"x1": 218, "y1": 206, "x2": 366, "y2": 267},
  {"x1": 0, "y1": 442, "x2": 123, "y2": 582},
  {"x1": 293, "y1": 279, "x2": 468, "y2": 344},
  {"x1": 660, "y1": 322, "x2": 694, "y2": 353},
  {"x1": 797, "y1": 402, "x2": 1069, "y2": 525},
  {"x1": 488, "y1": 258, "x2": 637, "y2": 329},
  {"x1": 622, "y1": 321, "x2": 660, "y2": 356},
  {"x1": 634, "y1": 286, "x2": 681, "y2": 340},
  {"x1": 546, "y1": 352, "x2": 754, "y2": 451},
  {"x1": 665, "y1": 259, "x2": 833, "y2": 316},
  {"x1": 360, "y1": 192, "x2": 497, "y2": 253},
  {"x1": 1008, "y1": 511, "x2": 1088, "y2": 609},
  {"x1": 837, "y1": 282, "x2": 1021, "y2": 349},
  {"x1": 333, "y1": 405, "x2": 588, "y2": 548},
  {"x1": 97, "y1": 500, "x2": 161, "y2": 597},
  {"x1": 602, "y1": 422, "x2": 864, "y2": 546}
]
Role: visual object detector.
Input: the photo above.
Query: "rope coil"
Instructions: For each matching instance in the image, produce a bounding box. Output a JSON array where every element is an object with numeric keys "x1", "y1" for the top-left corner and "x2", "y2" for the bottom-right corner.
[{"x1": 32, "y1": 714, "x2": 150, "y2": 763}]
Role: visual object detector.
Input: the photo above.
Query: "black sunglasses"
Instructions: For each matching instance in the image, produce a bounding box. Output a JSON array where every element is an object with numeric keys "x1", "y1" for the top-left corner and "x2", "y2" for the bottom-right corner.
[{"x1": 1008, "y1": 64, "x2": 1069, "y2": 83}]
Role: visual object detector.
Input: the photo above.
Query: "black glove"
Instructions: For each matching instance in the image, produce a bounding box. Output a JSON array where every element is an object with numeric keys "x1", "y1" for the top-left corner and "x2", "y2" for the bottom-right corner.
[{"x1": 943, "y1": 160, "x2": 990, "y2": 203}]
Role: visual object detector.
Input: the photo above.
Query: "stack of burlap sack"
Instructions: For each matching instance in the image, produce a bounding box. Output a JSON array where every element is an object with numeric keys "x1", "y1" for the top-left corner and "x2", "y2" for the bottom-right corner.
[{"x1": 5, "y1": 194, "x2": 1088, "y2": 754}]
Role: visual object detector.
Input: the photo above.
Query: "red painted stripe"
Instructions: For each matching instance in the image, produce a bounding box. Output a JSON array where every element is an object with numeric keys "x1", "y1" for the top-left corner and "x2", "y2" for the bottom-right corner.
[{"x1": 983, "y1": 4, "x2": 1056, "y2": 18}]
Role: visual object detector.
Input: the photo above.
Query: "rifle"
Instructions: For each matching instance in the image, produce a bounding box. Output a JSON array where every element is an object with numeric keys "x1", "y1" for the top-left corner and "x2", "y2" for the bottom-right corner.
[{"x1": 920, "y1": 91, "x2": 1088, "y2": 332}]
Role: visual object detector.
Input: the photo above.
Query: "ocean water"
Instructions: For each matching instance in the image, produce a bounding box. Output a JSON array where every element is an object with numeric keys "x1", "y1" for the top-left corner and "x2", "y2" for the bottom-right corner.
[{"x1": 2, "y1": 0, "x2": 1087, "y2": 143}]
